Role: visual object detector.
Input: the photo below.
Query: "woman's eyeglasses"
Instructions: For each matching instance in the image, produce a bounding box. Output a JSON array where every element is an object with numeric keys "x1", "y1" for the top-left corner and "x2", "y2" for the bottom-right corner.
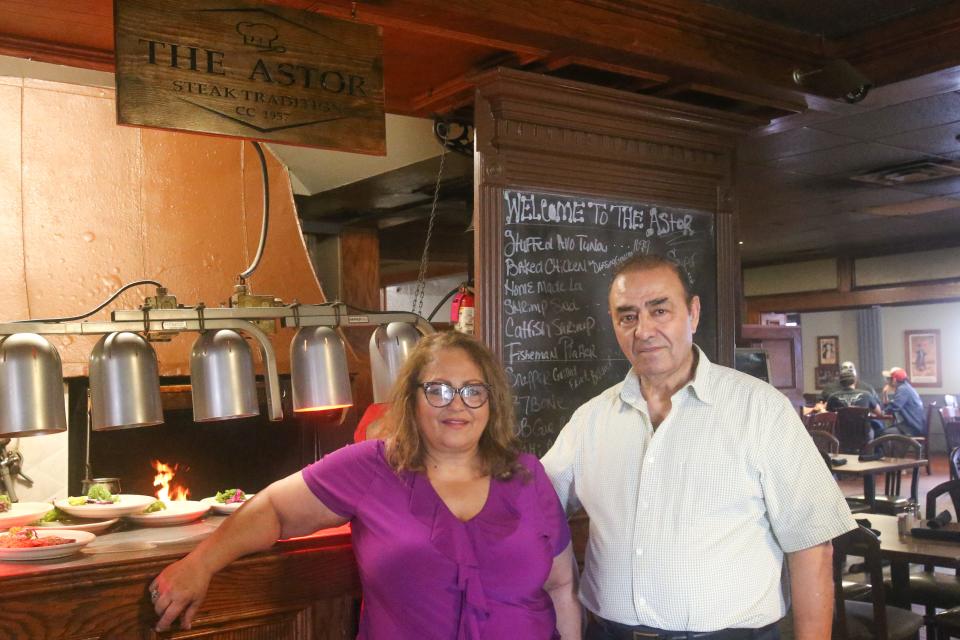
[{"x1": 420, "y1": 382, "x2": 491, "y2": 408}]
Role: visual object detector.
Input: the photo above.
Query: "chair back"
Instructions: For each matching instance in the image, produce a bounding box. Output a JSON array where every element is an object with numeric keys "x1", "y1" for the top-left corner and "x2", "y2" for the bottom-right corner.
[
  {"x1": 833, "y1": 526, "x2": 889, "y2": 639},
  {"x1": 836, "y1": 407, "x2": 871, "y2": 454},
  {"x1": 862, "y1": 435, "x2": 922, "y2": 508},
  {"x1": 942, "y1": 410, "x2": 960, "y2": 461},
  {"x1": 809, "y1": 430, "x2": 840, "y2": 456},
  {"x1": 925, "y1": 401, "x2": 939, "y2": 436},
  {"x1": 925, "y1": 478, "x2": 960, "y2": 519},
  {"x1": 805, "y1": 411, "x2": 837, "y2": 434},
  {"x1": 862, "y1": 434, "x2": 923, "y2": 460}
]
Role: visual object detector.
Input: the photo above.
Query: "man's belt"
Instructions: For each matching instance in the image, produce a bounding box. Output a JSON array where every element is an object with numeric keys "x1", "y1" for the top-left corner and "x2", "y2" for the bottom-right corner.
[{"x1": 591, "y1": 613, "x2": 778, "y2": 640}]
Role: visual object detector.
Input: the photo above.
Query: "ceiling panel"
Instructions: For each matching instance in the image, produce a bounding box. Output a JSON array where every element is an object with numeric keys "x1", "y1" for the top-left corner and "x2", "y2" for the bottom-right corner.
[
  {"x1": 877, "y1": 120, "x2": 960, "y2": 156},
  {"x1": 737, "y1": 127, "x2": 858, "y2": 164},
  {"x1": 810, "y1": 92, "x2": 960, "y2": 140},
  {"x1": 766, "y1": 142, "x2": 928, "y2": 178}
]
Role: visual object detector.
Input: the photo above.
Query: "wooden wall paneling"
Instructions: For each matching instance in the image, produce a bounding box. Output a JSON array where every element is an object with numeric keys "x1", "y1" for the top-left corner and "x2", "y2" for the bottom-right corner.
[
  {"x1": 746, "y1": 279, "x2": 960, "y2": 315},
  {"x1": 2, "y1": 77, "x2": 332, "y2": 377},
  {"x1": 0, "y1": 77, "x2": 29, "y2": 320},
  {"x1": 715, "y1": 185, "x2": 737, "y2": 366},
  {"x1": 0, "y1": 534, "x2": 361, "y2": 639},
  {"x1": 475, "y1": 68, "x2": 749, "y2": 357},
  {"x1": 740, "y1": 324, "x2": 803, "y2": 404},
  {"x1": 475, "y1": 68, "x2": 749, "y2": 455}
]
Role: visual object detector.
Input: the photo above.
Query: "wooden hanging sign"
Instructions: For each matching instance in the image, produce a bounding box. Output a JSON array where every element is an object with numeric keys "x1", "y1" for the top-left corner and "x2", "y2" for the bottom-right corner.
[{"x1": 114, "y1": 0, "x2": 386, "y2": 154}]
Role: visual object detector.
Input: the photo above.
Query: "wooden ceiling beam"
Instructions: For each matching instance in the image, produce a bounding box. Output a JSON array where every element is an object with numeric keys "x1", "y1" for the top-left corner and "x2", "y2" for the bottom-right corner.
[
  {"x1": 831, "y1": 1, "x2": 960, "y2": 87},
  {"x1": 0, "y1": 33, "x2": 113, "y2": 72},
  {"x1": 302, "y1": 0, "x2": 824, "y2": 95}
]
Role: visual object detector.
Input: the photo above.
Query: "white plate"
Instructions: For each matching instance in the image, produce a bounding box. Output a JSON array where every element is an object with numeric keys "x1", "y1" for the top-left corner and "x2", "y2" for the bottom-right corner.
[
  {"x1": 34, "y1": 518, "x2": 119, "y2": 534},
  {"x1": 0, "y1": 528, "x2": 96, "y2": 561},
  {"x1": 0, "y1": 502, "x2": 55, "y2": 530},
  {"x1": 201, "y1": 494, "x2": 254, "y2": 514},
  {"x1": 125, "y1": 500, "x2": 210, "y2": 527},
  {"x1": 54, "y1": 494, "x2": 156, "y2": 519}
]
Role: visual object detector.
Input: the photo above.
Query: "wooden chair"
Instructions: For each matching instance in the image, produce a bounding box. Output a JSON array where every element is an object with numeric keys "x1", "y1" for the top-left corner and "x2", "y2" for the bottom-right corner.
[
  {"x1": 805, "y1": 410, "x2": 837, "y2": 434},
  {"x1": 852, "y1": 435, "x2": 923, "y2": 515},
  {"x1": 915, "y1": 402, "x2": 938, "y2": 476},
  {"x1": 809, "y1": 429, "x2": 840, "y2": 456},
  {"x1": 833, "y1": 526, "x2": 924, "y2": 639},
  {"x1": 942, "y1": 409, "x2": 960, "y2": 479},
  {"x1": 836, "y1": 407, "x2": 872, "y2": 454},
  {"x1": 934, "y1": 607, "x2": 960, "y2": 639},
  {"x1": 899, "y1": 479, "x2": 960, "y2": 639}
]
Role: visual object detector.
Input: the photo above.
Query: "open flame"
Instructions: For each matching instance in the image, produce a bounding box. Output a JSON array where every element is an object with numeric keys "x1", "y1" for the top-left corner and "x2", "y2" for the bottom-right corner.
[{"x1": 152, "y1": 460, "x2": 190, "y2": 501}]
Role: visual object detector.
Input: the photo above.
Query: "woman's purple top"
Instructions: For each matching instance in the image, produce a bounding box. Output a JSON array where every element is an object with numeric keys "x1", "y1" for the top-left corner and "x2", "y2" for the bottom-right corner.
[{"x1": 301, "y1": 439, "x2": 571, "y2": 640}]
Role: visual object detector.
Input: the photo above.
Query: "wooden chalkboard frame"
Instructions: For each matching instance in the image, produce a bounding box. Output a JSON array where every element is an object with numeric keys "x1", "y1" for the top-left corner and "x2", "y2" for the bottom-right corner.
[{"x1": 473, "y1": 69, "x2": 751, "y2": 455}]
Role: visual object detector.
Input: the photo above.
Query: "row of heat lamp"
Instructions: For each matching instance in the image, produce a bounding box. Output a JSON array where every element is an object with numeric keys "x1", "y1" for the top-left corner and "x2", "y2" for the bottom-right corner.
[{"x1": 0, "y1": 283, "x2": 430, "y2": 439}]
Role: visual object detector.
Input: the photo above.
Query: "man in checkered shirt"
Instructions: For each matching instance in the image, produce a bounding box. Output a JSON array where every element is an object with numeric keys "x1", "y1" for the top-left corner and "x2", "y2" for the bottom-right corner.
[{"x1": 542, "y1": 254, "x2": 855, "y2": 640}]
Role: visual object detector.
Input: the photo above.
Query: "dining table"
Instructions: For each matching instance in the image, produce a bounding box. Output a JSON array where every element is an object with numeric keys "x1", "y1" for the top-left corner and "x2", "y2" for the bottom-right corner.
[
  {"x1": 865, "y1": 514, "x2": 960, "y2": 608},
  {"x1": 830, "y1": 455, "x2": 927, "y2": 510}
]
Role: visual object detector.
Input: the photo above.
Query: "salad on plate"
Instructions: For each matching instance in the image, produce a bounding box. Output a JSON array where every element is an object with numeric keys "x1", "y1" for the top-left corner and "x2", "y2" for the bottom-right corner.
[{"x1": 202, "y1": 489, "x2": 254, "y2": 514}]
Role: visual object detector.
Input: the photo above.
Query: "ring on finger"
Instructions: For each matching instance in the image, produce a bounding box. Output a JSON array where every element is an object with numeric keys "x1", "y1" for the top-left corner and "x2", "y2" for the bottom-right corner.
[{"x1": 150, "y1": 588, "x2": 160, "y2": 602}]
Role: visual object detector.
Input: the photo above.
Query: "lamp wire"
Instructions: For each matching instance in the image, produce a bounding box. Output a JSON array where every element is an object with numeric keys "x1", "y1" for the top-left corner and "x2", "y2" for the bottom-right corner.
[
  {"x1": 411, "y1": 136, "x2": 448, "y2": 314},
  {"x1": 427, "y1": 285, "x2": 461, "y2": 321},
  {"x1": 238, "y1": 140, "x2": 270, "y2": 283},
  {"x1": 12, "y1": 279, "x2": 164, "y2": 323}
]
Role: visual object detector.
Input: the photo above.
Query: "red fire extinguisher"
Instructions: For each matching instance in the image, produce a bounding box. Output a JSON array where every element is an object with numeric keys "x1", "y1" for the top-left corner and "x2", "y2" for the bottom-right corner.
[{"x1": 450, "y1": 284, "x2": 475, "y2": 334}]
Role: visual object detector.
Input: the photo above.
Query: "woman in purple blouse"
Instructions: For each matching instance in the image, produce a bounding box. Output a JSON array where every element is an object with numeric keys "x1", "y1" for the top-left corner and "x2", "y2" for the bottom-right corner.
[{"x1": 151, "y1": 331, "x2": 580, "y2": 639}]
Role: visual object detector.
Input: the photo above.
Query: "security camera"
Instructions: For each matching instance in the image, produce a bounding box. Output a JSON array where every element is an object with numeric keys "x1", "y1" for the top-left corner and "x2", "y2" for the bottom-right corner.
[
  {"x1": 792, "y1": 59, "x2": 872, "y2": 104},
  {"x1": 843, "y1": 84, "x2": 871, "y2": 104}
]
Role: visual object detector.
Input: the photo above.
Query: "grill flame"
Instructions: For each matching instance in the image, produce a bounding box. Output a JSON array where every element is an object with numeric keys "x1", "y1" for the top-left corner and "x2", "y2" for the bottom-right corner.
[{"x1": 152, "y1": 460, "x2": 190, "y2": 501}]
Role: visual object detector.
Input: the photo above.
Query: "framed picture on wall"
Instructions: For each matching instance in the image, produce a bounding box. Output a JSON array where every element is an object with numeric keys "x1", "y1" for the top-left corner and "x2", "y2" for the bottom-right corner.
[
  {"x1": 815, "y1": 365, "x2": 839, "y2": 390},
  {"x1": 817, "y1": 335, "x2": 839, "y2": 366},
  {"x1": 904, "y1": 329, "x2": 941, "y2": 387}
]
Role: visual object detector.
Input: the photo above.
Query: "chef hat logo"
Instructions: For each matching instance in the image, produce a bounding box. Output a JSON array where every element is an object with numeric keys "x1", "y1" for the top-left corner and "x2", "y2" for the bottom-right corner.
[{"x1": 236, "y1": 22, "x2": 286, "y2": 52}]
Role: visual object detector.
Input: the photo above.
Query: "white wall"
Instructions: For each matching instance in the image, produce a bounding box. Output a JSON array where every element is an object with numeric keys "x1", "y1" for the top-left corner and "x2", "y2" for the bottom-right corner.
[
  {"x1": 799, "y1": 301, "x2": 960, "y2": 395},
  {"x1": 880, "y1": 301, "x2": 960, "y2": 394},
  {"x1": 800, "y1": 310, "x2": 860, "y2": 393},
  {"x1": 857, "y1": 248, "x2": 960, "y2": 287},
  {"x1": 743, "y1": 258, "x2": 837, "y2": 296}
]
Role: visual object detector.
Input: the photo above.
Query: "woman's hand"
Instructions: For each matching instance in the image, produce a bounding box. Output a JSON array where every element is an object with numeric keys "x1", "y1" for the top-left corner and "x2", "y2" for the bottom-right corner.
[{"x1": 150, "y1": 555, "x2": 213, "y2": 632}]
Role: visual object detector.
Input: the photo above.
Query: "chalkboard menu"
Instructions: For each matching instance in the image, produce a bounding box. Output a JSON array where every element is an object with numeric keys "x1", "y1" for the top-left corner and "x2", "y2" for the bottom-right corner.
[{"x1": 501, "y1": 190, "x2": 716, "y2": 457}]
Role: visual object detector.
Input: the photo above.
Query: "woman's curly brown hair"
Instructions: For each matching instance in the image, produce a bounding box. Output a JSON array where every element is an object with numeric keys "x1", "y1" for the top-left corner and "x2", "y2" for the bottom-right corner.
[{"x1": 382, "y1": 331, "x2": 522, "y2": 480}]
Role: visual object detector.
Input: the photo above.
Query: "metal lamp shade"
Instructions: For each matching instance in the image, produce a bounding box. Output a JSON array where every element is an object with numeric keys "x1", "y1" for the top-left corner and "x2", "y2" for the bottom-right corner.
[
  {"x1": 369, "y1": 322, "x2": 420, "y2": 402},
  {"x1": 0, "y1": 333, "x2": 67, "y2": 437},
  {"x1": 89, "y1": 332, "x2": 163, "y2": 431},
  {"x1": 290, "y1": 327, "x2": 352, "y2": 412},
  {"x1": 190, "y1": 330, "x2": 259, "y2": 422}
]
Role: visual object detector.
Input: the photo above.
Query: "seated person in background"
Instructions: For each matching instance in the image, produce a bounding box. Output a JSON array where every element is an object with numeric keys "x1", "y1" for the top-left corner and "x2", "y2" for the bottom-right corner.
[
  {"x1": 150, "y1": 331, "x2": 580, "y2": 638},
  {"x1": 883, "y1": 368, "x2": 926, "y2": 437},
  {"x1": 825, "y1": 370, "x2": 885, "y2": 437},
  {"x1": 880, "y1": 366, "x2": 905, "y2": 404},
  {"x1": 818, "y1": 360, "x2": 876, "y2": 402}
]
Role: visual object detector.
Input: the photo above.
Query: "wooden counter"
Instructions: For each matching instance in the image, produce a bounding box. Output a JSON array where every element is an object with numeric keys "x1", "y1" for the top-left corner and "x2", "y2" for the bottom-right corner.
[{"x1": 0, "y1": 518, "x2": 360, "y2": 639}]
